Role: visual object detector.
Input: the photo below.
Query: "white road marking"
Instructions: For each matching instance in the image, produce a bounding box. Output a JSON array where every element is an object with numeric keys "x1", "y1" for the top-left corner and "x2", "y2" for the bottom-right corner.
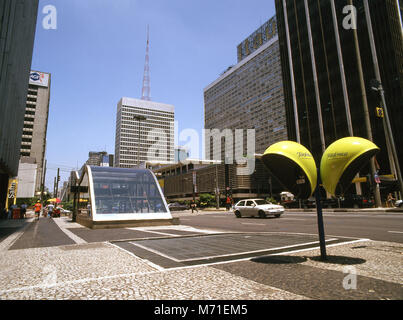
[
  {"x1": 241, "y1": 223, "x2": 266, "y2": 226},
  {"x1": 128, "y1": 238, "x2": 338, "y2": 263},
  {"x1": 0, "y1": 219, "x2": 34, "y2": 252},
  {"x1": 388, "y1": 231, "x2": 403, "y2": 234},
  {"x1": 146, "y1": 238, "x2": 371, "y2": 272},
  {"x1": 52, "y1": 217, "x2": 87, "y2": 244},
  {"x1": 108, "y1": 242, "x2": 165, "y2": 271}
]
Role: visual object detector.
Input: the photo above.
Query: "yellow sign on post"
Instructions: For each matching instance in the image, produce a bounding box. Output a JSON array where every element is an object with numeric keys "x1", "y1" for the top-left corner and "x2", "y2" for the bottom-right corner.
[
  {"x1": 6, "y1": 178, "x2": 18, "y2": 210},
  {"x1": 376, "y1": 107, "x2": 384, "y2": 118}
]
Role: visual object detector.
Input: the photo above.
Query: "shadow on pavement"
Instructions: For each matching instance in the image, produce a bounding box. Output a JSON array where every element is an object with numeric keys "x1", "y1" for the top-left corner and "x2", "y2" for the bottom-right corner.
[
  {"x1": 251, "y1": 255, "x2": 308, "y2": 264},
  {"x1": 251, "y1": 255, "x2": 367, "y2": 265},
  {"x1": 309, "y1": 255, "x2": 366, "y2": 265}
]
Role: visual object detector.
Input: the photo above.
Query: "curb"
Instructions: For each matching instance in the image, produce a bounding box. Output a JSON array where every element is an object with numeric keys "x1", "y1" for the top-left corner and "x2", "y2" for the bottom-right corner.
[{"x1": 285, "y1": 208, "x2": 403, "y2": 213}]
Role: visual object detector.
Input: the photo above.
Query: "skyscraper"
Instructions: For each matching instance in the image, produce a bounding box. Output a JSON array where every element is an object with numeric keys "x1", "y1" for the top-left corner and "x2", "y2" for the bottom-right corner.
[
  {"x1": 86, "y1": 151, "x2": 109, "y2": 167},
  {"x1": 115, "y1": 27, "x2": 175, "y2": 169},
  {"x1": 19, "y1": 70, "x2": 51, "y2": 193},
  {"x1": 275, "y1": 0, "x2": 403, "y2": 196},
  {"x1": 0, "y1": 0, "x2": 39, "y2": 210},
  {"x1": 204, "y1": 15, "x2": 287, "y2": 157},
  {"x1": 114, "y1": 98, "x2": 175, "y2": 168}
]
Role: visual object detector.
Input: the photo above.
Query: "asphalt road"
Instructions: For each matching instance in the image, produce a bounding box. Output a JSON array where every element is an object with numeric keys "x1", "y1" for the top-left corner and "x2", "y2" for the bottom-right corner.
[{"x1": 177, "y1": 210, "x2": 403, "y2": 243}]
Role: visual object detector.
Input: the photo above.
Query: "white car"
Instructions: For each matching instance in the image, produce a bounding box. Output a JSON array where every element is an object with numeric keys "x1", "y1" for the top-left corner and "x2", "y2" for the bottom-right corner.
[{"x1": 233, "y1": 199, "x2": 284, "y2": 218}]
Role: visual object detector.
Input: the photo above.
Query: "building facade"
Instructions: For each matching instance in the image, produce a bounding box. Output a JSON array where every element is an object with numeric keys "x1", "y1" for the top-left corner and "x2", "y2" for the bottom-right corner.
[
  {"x1": 19, "y1": 70, "x2": 51, "y2": 192},
  {"x1": 16, "y1": 159, "x2": 37, "y2": 198},
  {"x1": 115, "y1": 97, "x2": 175, "y2": 168},
  {"x1": 275, "y1": 0, "x2": 403, "y2": 196},
  {"x1": 237, "y1": 16, "x2": 278, "y2": 63},
  {"x1": 149, "y1": 159, "x2": 281, "y2": 203},
  {"x1": 204, "y1": 15, "x2": 288, "y2": 159},
  {"x1": 174, "y1": 146, "x2": 190, "y2": 162},
  {"x1": 86, "y1": 152, "x2": 114, "y2": 167},
  {"x1": 0, "y1": 0, "x2": 39, "y2": 210}
]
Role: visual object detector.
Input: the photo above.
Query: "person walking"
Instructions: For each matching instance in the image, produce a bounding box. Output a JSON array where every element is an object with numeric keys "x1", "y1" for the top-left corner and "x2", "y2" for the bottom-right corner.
[
  {"x1": 191, "y1": 200, "x2": 198, "y2": 213},
  {"x1": 387, "y1": 193, "x2": 395, "y2": 208},
  {"x1": 226, "y1": 196, "x2": 231, "y2": 211},
  {"x1": 20, "y1": 203, "x2": 27, "y2": 219},
  {"x1": 34, "y1": 200, "x2": 42, "y2": 220},
  {"x1": 8, "y1": 204, "x2": 17, "y2": 219},
  {"x1": 46, "y1": 203, "x2": 54, "y2": 218}
]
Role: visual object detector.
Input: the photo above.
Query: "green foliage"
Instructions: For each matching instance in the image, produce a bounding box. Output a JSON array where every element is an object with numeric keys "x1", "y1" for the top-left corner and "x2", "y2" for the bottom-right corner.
[
  {"x1": 16, "y1": 198, "x2": 36, "y2": 207},
  {"x1": 199, "y1": 193, "x2": 215, "y2": 207},
  {"x1": 266, "y1": 197, "x2": 278, "y2": 204},
  {"x1": 61, "y1": 200, "x2": 74, "y2": 211}
]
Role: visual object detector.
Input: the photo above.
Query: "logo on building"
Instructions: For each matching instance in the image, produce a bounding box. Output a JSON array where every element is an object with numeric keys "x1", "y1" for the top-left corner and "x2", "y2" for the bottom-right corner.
[{"x1": 29, "y1": 71, "x2": 49, "y2": 87}]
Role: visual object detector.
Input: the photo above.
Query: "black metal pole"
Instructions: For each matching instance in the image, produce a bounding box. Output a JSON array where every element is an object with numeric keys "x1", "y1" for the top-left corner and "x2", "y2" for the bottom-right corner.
[{"x1": 314, "y1": 168, "x2": 327, "y2": 260}]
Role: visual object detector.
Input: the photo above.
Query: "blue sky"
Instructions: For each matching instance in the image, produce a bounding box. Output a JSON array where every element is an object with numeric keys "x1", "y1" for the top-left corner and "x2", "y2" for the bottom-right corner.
[{"x1": 31, "y1": 0, "x2": 276, "y2": 190}]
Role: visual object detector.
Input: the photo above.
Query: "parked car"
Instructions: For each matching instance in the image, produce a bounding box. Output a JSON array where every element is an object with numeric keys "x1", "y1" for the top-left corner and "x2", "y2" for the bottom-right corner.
[
  {"x1": 339, "y1": 194, "x2": 374, "y2": 208},
  {"x1": 395, "y1": 200, "x2": 402, "y2": 208},
  {"x1": 233, "y1": 199, "x2": 284, "y2": 218},
  {"x1": 282, "y1": 198, "x2": 316, "y2": 209},
  {"x1": 168, "y1": 202, "x2": 189, "y2": 211}
]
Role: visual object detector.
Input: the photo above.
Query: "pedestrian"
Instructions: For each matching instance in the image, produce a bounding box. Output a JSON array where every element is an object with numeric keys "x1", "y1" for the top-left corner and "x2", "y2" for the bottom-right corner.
[
  {"x1": 9, "y1": 204, "x2": 17, "y2": 219},
  {"x1": 34, "y1": 200, "x2": 42, "y2": 220},
  {"x1": 387, "y1": 193, "x2": 395, "y2": 208},
  {"x1": 20, "y1": 203, "x2": 27, "y2": 219},
  {"x1": 191, "y1": 200, "x2": 198, "y2": 213},
  {"x1": 226, "y1": 196, "x2": 231, "y2": 211},
  {"x1": 46, "y1": 202, "x2": 54, "y2": 218},
  {"x1": 7, "y1": 207, "x2": 12, "y2": 219}
]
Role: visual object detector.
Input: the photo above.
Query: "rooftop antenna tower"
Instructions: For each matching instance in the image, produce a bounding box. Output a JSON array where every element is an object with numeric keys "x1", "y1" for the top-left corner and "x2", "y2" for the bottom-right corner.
[{"x1": 141, "y1": 25, "x2": 151, "y2": 101}]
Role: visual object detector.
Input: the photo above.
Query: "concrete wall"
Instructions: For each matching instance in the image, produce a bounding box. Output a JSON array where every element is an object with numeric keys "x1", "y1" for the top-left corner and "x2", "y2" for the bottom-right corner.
[{"x1": 16, "y1": 161, "x2": 37, "y2": 198}]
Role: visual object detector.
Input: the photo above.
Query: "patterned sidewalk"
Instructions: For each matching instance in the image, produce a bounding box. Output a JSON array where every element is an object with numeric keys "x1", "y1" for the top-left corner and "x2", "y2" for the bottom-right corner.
[{"x1": 0, "y1": 217, "x2": 401, "y2": 300}]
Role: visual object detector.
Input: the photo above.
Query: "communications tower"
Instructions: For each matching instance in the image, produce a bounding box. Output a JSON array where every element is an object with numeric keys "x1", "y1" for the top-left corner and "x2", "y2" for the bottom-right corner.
[{"x1": 141, "y1": 25, "x2": 151, "y2": 101}]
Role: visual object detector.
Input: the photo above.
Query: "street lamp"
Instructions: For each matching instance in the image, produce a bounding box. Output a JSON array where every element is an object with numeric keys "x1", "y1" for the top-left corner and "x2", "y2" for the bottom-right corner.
[
  {"x1": 133, "y1": 115, "x2": 147, "y2": 167},
  {"x1": 364, "y1": 0, "x2": 403, "y2": 199},
  {"x1": 370, "y1": 79, "x2": 403, "y2": 199}
]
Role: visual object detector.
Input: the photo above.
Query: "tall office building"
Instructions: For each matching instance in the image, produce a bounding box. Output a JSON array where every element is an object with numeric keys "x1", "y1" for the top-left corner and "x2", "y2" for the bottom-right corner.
[
  {"x1": 19, "y1": 70, "x2": 51, "y2": 192},
  {"x1": 86, "y1": 151, "x2": 114, "y2": 167},
  {"x1": 204, "y1": 15, "x2": 287, "y2": 158},
  {"x1": 275, "y1": 0, "x2": 403, "y2": 194},
  {"x1": 86, "y1": 151, "x2": 108, "y2": 166},
  {"x1": 0, "y1": 0, "x2": 39, "y2": 210},
  {"x1": 114, "y1": 97, "x2": 175, "y2": 168}
]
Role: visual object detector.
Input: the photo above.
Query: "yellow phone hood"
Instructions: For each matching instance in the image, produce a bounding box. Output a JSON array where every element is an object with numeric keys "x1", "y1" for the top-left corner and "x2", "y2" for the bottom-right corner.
[
  {"x1": 262, "y1": 141, "x2": 317, "y2": 199},
  {"x1": 320, "y1": 137, "x2": 379, "y2": 196}
]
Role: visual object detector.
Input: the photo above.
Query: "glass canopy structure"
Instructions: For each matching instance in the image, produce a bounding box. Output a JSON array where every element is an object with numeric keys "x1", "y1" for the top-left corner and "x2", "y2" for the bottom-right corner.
[{"x1": 76, "y1": 166, "x2": 173, "y2": 226}]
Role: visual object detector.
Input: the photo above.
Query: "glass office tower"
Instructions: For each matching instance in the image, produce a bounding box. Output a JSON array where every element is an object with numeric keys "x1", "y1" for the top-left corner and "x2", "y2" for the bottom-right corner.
[{"x1": 275, "y1": 0, "x2": 403, "y2": 195}]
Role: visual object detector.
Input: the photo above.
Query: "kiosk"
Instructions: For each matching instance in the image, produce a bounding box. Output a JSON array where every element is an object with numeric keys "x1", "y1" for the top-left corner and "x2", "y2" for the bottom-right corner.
[{"x1": 76, "y1": 166, "x2": 177, "y2": 229}]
